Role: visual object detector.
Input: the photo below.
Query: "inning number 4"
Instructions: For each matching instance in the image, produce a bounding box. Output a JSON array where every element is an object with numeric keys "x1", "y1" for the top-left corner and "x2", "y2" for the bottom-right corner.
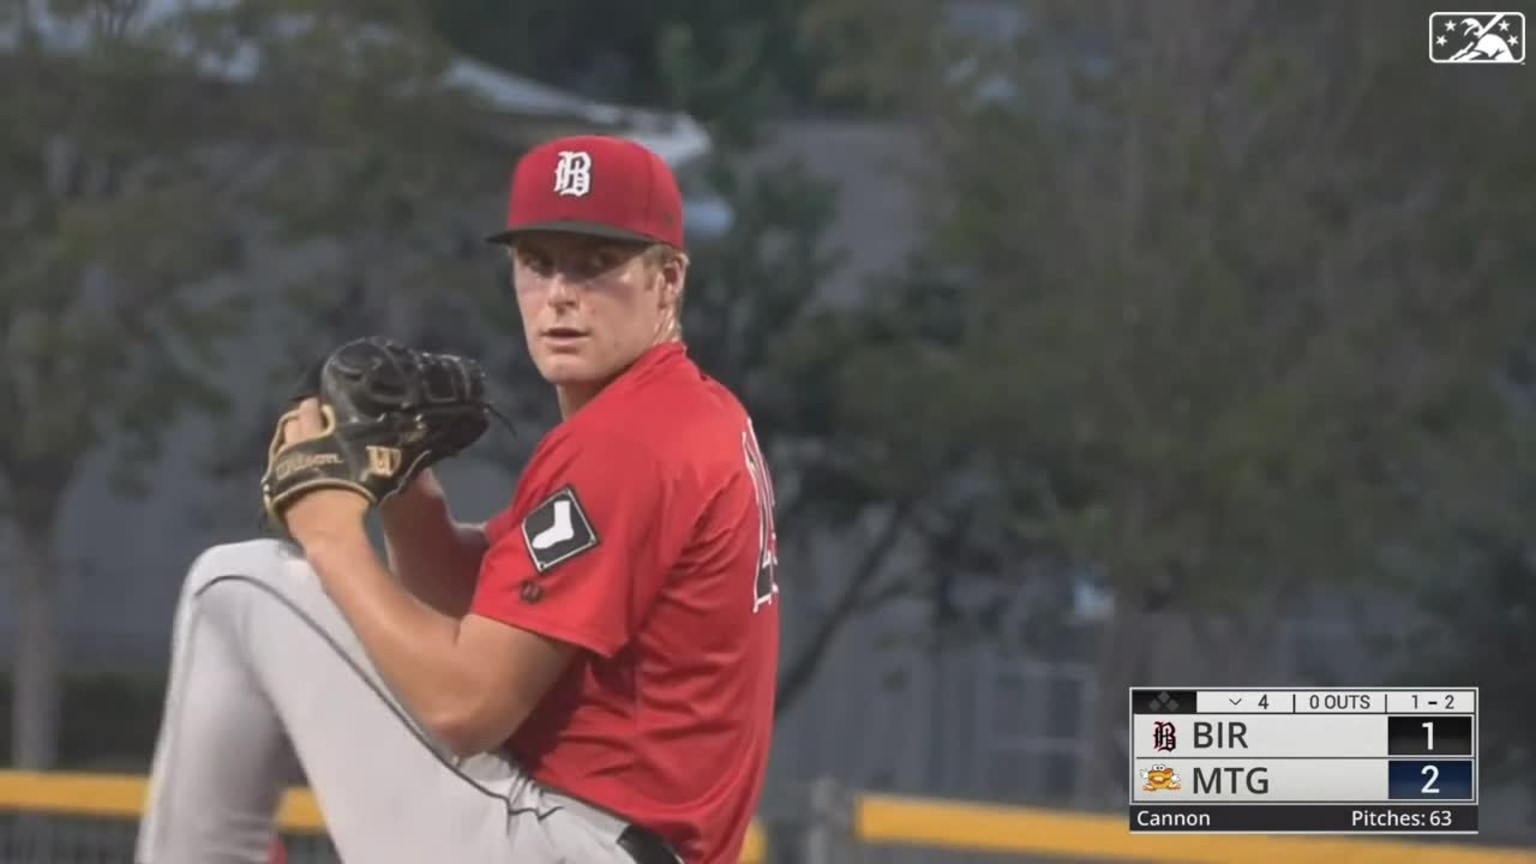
[{"x1": 743, "y1": 425, "x2": 780, "y2": 612}]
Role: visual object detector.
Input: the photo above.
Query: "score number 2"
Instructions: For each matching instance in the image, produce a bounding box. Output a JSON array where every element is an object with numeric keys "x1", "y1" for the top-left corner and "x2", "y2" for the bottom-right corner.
[{"x1": 1421, "y1": 764, "x2": 1440, "y2": 795}]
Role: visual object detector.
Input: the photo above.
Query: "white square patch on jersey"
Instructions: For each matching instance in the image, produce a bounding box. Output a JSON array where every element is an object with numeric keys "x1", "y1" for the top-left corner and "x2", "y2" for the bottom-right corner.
[{"x1": 521, "y1": 486, "x2": 600, "y2": 573}]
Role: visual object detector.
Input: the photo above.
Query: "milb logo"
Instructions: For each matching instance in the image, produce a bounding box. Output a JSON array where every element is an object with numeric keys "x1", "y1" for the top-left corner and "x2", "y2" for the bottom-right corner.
[{"x1": 1429, "y1": 12, "x2": 1525, "y2": 63}]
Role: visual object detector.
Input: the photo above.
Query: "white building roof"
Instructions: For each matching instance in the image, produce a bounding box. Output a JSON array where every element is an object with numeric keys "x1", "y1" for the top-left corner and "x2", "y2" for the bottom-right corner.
[{"x1": 7, "y1": 0, "x2": 714, "y2": 168}]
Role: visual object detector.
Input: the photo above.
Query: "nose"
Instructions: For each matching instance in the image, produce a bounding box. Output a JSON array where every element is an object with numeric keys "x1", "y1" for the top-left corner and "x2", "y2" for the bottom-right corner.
[{"x1": 545, "y1": 273, "x2": 579, "y2": 307}]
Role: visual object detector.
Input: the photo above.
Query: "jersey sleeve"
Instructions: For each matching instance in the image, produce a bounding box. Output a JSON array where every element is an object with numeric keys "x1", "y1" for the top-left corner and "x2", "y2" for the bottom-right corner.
[{"x1": 470, "y1": 431, "x2": 675, "y2": 658}]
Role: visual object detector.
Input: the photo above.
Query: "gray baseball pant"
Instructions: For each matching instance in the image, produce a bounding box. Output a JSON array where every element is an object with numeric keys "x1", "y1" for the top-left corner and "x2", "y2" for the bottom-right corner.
[{"x1": 134, "y1": 538, "x2": 642, "y2": 864}]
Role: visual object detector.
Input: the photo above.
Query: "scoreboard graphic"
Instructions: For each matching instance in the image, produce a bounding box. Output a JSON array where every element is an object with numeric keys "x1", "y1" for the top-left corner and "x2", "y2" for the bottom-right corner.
[{"x1": 1128, "y1": 688, "x2": 1478, "y2": 833}]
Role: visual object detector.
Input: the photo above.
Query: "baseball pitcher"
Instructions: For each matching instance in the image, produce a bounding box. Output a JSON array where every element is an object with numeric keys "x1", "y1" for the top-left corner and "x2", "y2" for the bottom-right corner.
[{"x1": 134, "y1": 135, "x2": 781, "y2": 864}]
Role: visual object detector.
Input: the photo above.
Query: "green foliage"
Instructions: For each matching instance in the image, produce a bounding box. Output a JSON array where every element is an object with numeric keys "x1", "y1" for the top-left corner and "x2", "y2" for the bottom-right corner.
[
  {"x1": 1405, "y1": 530, "x2": 1536, "y2": 795},
  {"x1": 1, "y1": 0, "x2": 527, "y2": 767},
  {"x1": 189, "y1": 1, "x2": 528, "y2": 506},
  {"x1": 810, "y1": 0, "x2": 1536, "y2": 623},
  {"x1": 423, "y1": 0, "x2": 849, "y2": 118},
  {"x1": 3, "y1": 0, "x2": 501, "y2": 522},
  {"x1": 1402, "y1": 345, "x2": 1536, "y2": 800},
  {"x1": 1, "y1": 4, "x2": 253, "y2": 532}
]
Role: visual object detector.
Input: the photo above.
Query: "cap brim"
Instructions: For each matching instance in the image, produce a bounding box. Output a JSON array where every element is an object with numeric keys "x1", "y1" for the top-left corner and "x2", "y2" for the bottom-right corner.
[{"x1": 484, "y1": 220, "x2": 657, "y2": 246}]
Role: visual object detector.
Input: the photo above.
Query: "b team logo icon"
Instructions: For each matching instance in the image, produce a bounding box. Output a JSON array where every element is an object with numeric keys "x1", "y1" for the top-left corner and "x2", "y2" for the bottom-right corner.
[
  {"x1": 1429, "y1": 12, "x2": 1525, "y2": 63},
  {"x1": 553, "y1": 150, "x2": 593, "y2": 196}
]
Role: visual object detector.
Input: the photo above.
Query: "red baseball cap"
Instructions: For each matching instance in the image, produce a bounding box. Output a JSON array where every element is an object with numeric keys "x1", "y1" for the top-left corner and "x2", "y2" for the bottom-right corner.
[{"x1": 486, "y1": 135, "x2": 685, "y2": 249}]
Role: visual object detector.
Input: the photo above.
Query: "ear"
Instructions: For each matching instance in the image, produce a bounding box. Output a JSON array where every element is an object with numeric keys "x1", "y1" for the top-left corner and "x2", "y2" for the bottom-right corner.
[{"x1": 657, "y1": 253, "x2": 688, "y2": 308}]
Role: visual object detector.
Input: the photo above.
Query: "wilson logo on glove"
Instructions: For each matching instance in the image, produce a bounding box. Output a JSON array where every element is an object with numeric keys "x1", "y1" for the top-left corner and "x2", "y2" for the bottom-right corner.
[
  {"x1": 366, "y1": 445, "x2": 403, "y2": 478},
  {"x1": 271, "y1": 452, "x2": 344, "y2": 481}
]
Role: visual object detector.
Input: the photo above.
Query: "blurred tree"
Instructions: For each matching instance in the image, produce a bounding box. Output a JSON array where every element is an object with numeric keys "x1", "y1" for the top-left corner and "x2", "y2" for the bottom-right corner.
[
  {"x1": 1402, "y1": 339, "x2": 1536, "y2": 801},
  {"x1": 0, "y1": 0, "x2": 507, "y2": 769},
  {"x1": 807, "y1": 0, "x2": 1536, "y2": 801},
  {"x1": 422, "y1": 0, "x2": 847, "y2": 116},
  {"x1": 1408, "y1": 529, "x2": 1536, "y2": 797}
]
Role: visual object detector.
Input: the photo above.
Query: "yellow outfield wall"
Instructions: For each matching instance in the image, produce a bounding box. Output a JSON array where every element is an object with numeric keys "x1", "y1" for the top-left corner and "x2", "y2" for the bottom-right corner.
[
  {"x1": 4, "y1": 771, "x2": 1535, "y2": 863},
  {"x1": 0, "y1": 771, "x2": 763, "y2": 862}
]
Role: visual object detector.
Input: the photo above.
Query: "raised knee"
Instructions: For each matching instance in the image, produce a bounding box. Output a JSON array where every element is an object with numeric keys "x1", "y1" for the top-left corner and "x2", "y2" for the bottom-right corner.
[{"x1": 182, "y1": 538, "x2": 295, "y2": 600}]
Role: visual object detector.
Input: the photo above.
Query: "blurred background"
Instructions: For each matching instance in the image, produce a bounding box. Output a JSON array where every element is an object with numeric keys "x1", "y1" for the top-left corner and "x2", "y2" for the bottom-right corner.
[{"x1": 3, "y1": 0, "x2": 1536, "y2": 861}]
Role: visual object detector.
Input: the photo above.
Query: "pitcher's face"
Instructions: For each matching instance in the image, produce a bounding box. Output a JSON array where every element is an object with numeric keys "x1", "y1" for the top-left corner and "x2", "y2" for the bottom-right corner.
[{"x1": 510, "y1": 232, "x2": 684, "y2": 387}]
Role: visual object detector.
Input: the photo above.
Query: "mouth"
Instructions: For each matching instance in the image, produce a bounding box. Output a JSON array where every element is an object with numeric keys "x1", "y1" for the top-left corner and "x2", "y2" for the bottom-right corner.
[{"x1": 541, "y1": 327, "x2": 589, "y2": 351}]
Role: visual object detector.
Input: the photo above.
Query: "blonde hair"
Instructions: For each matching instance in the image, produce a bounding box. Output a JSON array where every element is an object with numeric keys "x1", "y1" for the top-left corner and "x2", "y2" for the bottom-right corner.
[{"x1": 646, "y1": 244, "x2": 689, "y2": 338}]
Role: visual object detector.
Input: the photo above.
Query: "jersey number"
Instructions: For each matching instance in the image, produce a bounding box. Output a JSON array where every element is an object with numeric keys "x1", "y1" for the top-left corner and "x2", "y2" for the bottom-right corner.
[{"x1": 743, "y1": 425, "x2": 779, "y2": 612}]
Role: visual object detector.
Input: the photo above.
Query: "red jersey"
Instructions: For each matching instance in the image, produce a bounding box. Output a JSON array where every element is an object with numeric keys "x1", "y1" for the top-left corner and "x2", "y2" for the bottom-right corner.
[{"x1": 471, "y1": 343, "x2": 780, "y2": 864}]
